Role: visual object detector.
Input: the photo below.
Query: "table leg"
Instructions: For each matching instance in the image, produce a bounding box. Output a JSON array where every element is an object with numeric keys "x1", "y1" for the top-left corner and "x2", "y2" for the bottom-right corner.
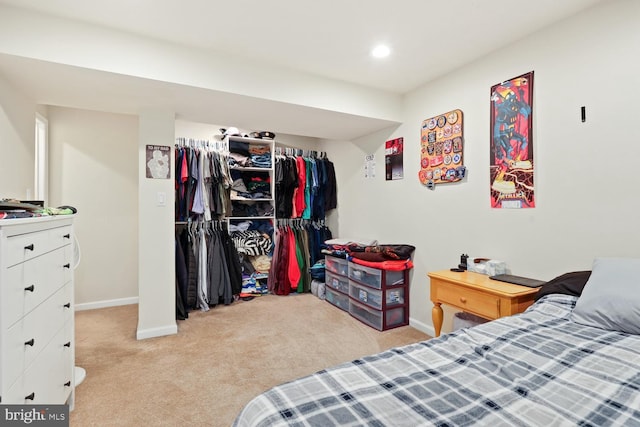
[{"x1": 432, "y1": 302, "x2": 443, "y2": 337}]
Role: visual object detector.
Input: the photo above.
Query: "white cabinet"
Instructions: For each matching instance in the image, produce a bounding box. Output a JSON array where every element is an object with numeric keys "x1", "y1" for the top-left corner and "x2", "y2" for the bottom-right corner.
[
  {"x1": 0, "y1": 216, "x2": 75, "y2": 406},
  {"x1": 225, "y1": 135, "x2": 275, "y2": 224}
]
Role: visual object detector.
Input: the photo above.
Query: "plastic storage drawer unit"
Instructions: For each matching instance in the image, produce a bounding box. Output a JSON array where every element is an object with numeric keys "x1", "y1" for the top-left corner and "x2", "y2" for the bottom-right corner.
[
  {"x1": 348, "y1": 263, "x2": 405, "y2": 289},
  {"x1": 348, "y1": 280, "x2": 405, "y2": 310},
  {"x1": 326, "y1": 271, "x2": 349, "y2": 294},
  {"x1": 325, "y1": 256, "x2": 349, "y2": 276},
  {"x1": 348, "y1": 299, "x2": 407, "y2": 331},
  {"x1": 325, "y1": 287, "x2": 350, "y2": 312}
]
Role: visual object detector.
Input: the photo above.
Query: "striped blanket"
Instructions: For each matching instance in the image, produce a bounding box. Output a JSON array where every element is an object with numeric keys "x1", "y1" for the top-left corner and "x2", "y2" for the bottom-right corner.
[{"x1": 233, "y1": 295, "x2": 640, "y2": 426}]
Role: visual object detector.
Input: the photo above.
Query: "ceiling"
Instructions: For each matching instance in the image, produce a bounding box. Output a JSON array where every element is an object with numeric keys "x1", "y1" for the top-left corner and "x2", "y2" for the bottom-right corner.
[{"x1": 0, "y1": 0, "x2": 610, "y2": 139}]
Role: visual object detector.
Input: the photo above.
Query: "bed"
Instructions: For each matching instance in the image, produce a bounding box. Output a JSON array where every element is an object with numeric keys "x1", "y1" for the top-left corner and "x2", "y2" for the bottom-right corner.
[{"x1": 233, "y1": 259, "x2": 640, "y2": 426}]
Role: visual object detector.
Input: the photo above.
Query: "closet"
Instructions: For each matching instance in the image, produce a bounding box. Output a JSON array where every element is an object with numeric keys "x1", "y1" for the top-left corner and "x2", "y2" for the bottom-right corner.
[{"x1": 174, "y1": 131, "x2": 338, "y2": 315}]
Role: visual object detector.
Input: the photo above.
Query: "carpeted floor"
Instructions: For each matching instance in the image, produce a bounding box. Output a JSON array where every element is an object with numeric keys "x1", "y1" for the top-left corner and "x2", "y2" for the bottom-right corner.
[{"x1": 70, "y1": 293, "x2": 429, "y2": 426}]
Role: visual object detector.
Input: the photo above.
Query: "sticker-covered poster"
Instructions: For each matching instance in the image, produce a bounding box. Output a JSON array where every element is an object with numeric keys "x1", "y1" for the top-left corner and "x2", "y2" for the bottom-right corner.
[
  {"x1": 419, "y1": 109, "x2": 465, "y2": 189},
  {"x1": 490, "y1": 71, "x2": 535, "y2": 208},
  {"x1": 385, "y1": 137, "x2": 404, "y2": 180}
]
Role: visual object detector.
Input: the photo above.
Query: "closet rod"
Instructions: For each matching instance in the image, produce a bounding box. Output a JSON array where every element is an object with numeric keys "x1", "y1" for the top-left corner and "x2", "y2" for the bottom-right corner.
[{"x1": 274, "y1": 146, "x2": 327, "y2": 159}]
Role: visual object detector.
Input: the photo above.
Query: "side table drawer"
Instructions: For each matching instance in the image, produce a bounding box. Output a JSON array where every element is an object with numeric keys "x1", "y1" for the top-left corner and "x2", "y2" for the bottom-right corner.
[{"x1": 437, "y1": 282, "x2": 501, "y2": 319}]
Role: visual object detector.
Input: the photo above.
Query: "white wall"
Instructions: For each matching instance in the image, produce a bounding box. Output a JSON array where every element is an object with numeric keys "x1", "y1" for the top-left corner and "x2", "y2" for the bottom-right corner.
[
  {"x1": 0, "y1": 5, "x2": 401, "y2": 124},
  {"x1": 48, "y1": 107, "x2": 139, "y2": 307},
  {"x1": 0, "y1": 73, "x2": 35, "y2": 199},
  {"x1": 327, "y1": 0, "x2": 640, "y2": 335}
]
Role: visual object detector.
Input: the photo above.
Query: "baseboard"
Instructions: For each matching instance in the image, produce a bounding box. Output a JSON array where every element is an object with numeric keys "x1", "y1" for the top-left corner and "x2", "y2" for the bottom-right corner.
[
  {"x1": 409, "y1": 317, "x2": 435, "y2": 338},
  {"x1": 75, "y1": 296, "x2": 139, "y2": 311},
  {"x1": 136, "y1": 324, "x2": 178, "y2": 340}
]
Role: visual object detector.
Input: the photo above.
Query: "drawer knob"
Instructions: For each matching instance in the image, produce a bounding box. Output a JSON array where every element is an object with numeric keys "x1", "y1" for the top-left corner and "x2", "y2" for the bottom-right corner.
[
  {"x1": 25, "y1": 392, "x2": 35, "y2": 401},
  {"x1": 63, "y1": 263, "x2": 71, "y2": 269},
  {"x1": 24, "y1": 285, "x2": 35, "y2": 292},
  {"x1": 64, "y1": 341, "x2": 71, "y2": 347},
  {"x1": 25, "y1": 338, "x2": 35, "y2": 347},
  {"x1": 64, "y1": 302, "x2": 71, "y2": 308},
  {"x1": 64, "y1": 381, "x2": 71, "y2": 387},
  {"x1": 63, "y1": 234, "x2": 71, "y2": 239},
  {"x1": 24, "y1": 244, "x2": 34, "y2": 251},
  {"x1": 460, "y1": 297, "x2": 467, "y2": 304}
]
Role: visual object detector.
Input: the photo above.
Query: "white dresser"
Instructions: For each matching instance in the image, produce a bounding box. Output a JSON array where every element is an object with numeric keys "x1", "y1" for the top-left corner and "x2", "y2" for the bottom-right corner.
[{"x1": 0, "y1": 215, "x2": 75, "y2": 406}]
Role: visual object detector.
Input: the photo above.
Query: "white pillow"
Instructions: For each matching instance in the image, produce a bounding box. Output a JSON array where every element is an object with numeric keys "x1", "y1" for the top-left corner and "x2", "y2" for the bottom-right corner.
[{"x1": 571, "y1": 257, "x2": 640, "y2": 335}]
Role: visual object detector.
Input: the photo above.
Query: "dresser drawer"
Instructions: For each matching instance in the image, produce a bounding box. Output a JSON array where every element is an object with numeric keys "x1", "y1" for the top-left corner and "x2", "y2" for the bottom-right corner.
[
  {"x1": 4, "y1": 229, "x2": 50, "y2": 267},
  {"x1": 5, "y1": 324, "x2": 70, "y2": 405},
  {"x1": 23, "y1": 284, "x2": 70, "y2": 368},
  {"x1": 4, "y1": 372, "x2": 26, "y2": 404},
  {"x1": 3, "y1": 283, "x2": 70, "y2": 388},
  {"x1": 2, "y1": 247, "x2": 71, "y2": 327},
  {"x1": 437, "y1": 283, "x2": 501, "y2": 319},
  {"x1": 61, "y1": 320, "x2": 74, "y2": 394},
  {"x1": 62, "y1": 283, "x2": 74, "y2": 325},
  {"x1": 22, "y1": 325, "x2": 69, "y2": 405},
  {"x1": 4, "y1": 318, "x2": 28, "y2": 389},
  {"x1": 49, "y1": 225, "x2": 74, "y2": 252},
  {"x1": 3, "y1": 225, "x2": 72, "y2": 268}
]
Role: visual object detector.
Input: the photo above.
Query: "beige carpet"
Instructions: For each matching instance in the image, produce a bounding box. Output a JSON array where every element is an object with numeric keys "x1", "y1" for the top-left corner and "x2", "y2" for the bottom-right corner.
[{"x1": 70, "y1": 293, "x2": 429, "y2": 426}]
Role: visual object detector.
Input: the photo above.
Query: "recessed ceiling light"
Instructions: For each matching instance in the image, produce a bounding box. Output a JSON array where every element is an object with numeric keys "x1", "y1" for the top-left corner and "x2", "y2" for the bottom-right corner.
[{"x1": 371, "y1": 44, "x2": 390, "y2": 58}]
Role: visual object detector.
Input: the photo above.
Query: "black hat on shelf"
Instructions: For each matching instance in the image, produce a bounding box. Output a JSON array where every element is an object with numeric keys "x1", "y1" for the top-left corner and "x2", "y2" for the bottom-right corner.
[{"x1": 259, "y1": 131, "x2": 276, "y2": 140}]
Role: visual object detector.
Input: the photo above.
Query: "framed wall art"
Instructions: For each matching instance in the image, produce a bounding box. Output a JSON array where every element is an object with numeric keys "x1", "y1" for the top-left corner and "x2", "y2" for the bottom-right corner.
[
  {"x1": 490, "y1": 71, "x2": 535, "y2": 208},
  {"x1": 385, "y1": 137, "x2": 404, "y2": 180}
]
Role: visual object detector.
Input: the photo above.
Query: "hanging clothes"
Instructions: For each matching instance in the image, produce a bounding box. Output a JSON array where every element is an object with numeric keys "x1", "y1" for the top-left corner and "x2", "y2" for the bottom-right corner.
[
  {"x1": 175, "y1": 140, "x2": 233, "y2": 222},
  {"x1": 273, "y1": 150, "x2": 337, "y2": 220},
  {"x1": 269, "y1": 219, "x2": 332, "y2": 295},
  {"x1": 174, "y1": 220, "x2": 243, "y2": 314}
]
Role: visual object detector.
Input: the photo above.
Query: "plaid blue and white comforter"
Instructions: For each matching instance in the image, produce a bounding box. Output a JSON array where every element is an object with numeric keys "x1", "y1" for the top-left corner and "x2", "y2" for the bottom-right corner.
[{"x1": 233, "y1": 295, "x2": 640, "y2": 426}]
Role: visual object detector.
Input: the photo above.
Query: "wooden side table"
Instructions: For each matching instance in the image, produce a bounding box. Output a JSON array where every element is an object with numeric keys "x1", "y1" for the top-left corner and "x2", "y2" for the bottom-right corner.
[{"x1": 428, "y1": 270, "x2": 539, "y2": 337}]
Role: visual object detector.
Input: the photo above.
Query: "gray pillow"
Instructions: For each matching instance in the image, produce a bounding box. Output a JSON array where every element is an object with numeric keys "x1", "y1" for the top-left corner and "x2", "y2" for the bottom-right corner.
[{"x1": 571, "y1": 257, "x2": 640, "y2": 334}]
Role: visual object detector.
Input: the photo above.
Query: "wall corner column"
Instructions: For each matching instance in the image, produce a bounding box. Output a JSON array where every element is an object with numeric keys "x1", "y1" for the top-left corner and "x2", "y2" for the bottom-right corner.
[{"x1": 136, "y1": 109, "x2": 177, "y2": 340}]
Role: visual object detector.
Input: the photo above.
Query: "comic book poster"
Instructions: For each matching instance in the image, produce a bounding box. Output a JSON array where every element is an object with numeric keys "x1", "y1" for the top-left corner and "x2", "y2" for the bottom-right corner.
[
  {"x1": 419, "y1": 109, "x2": 465, "y2": 189},
  {"x1": 385, "y1": 137, "x2": 403, "y2": 180},
  {"x1": 490, "y1": 71, "x2": 534, "y2": 208}
]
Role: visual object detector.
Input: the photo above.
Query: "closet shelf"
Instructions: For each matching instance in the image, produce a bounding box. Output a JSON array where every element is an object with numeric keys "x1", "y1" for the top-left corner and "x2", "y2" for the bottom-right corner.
[{"x1": 227, "y1": 135, "x2": 274, "y2": 146}]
